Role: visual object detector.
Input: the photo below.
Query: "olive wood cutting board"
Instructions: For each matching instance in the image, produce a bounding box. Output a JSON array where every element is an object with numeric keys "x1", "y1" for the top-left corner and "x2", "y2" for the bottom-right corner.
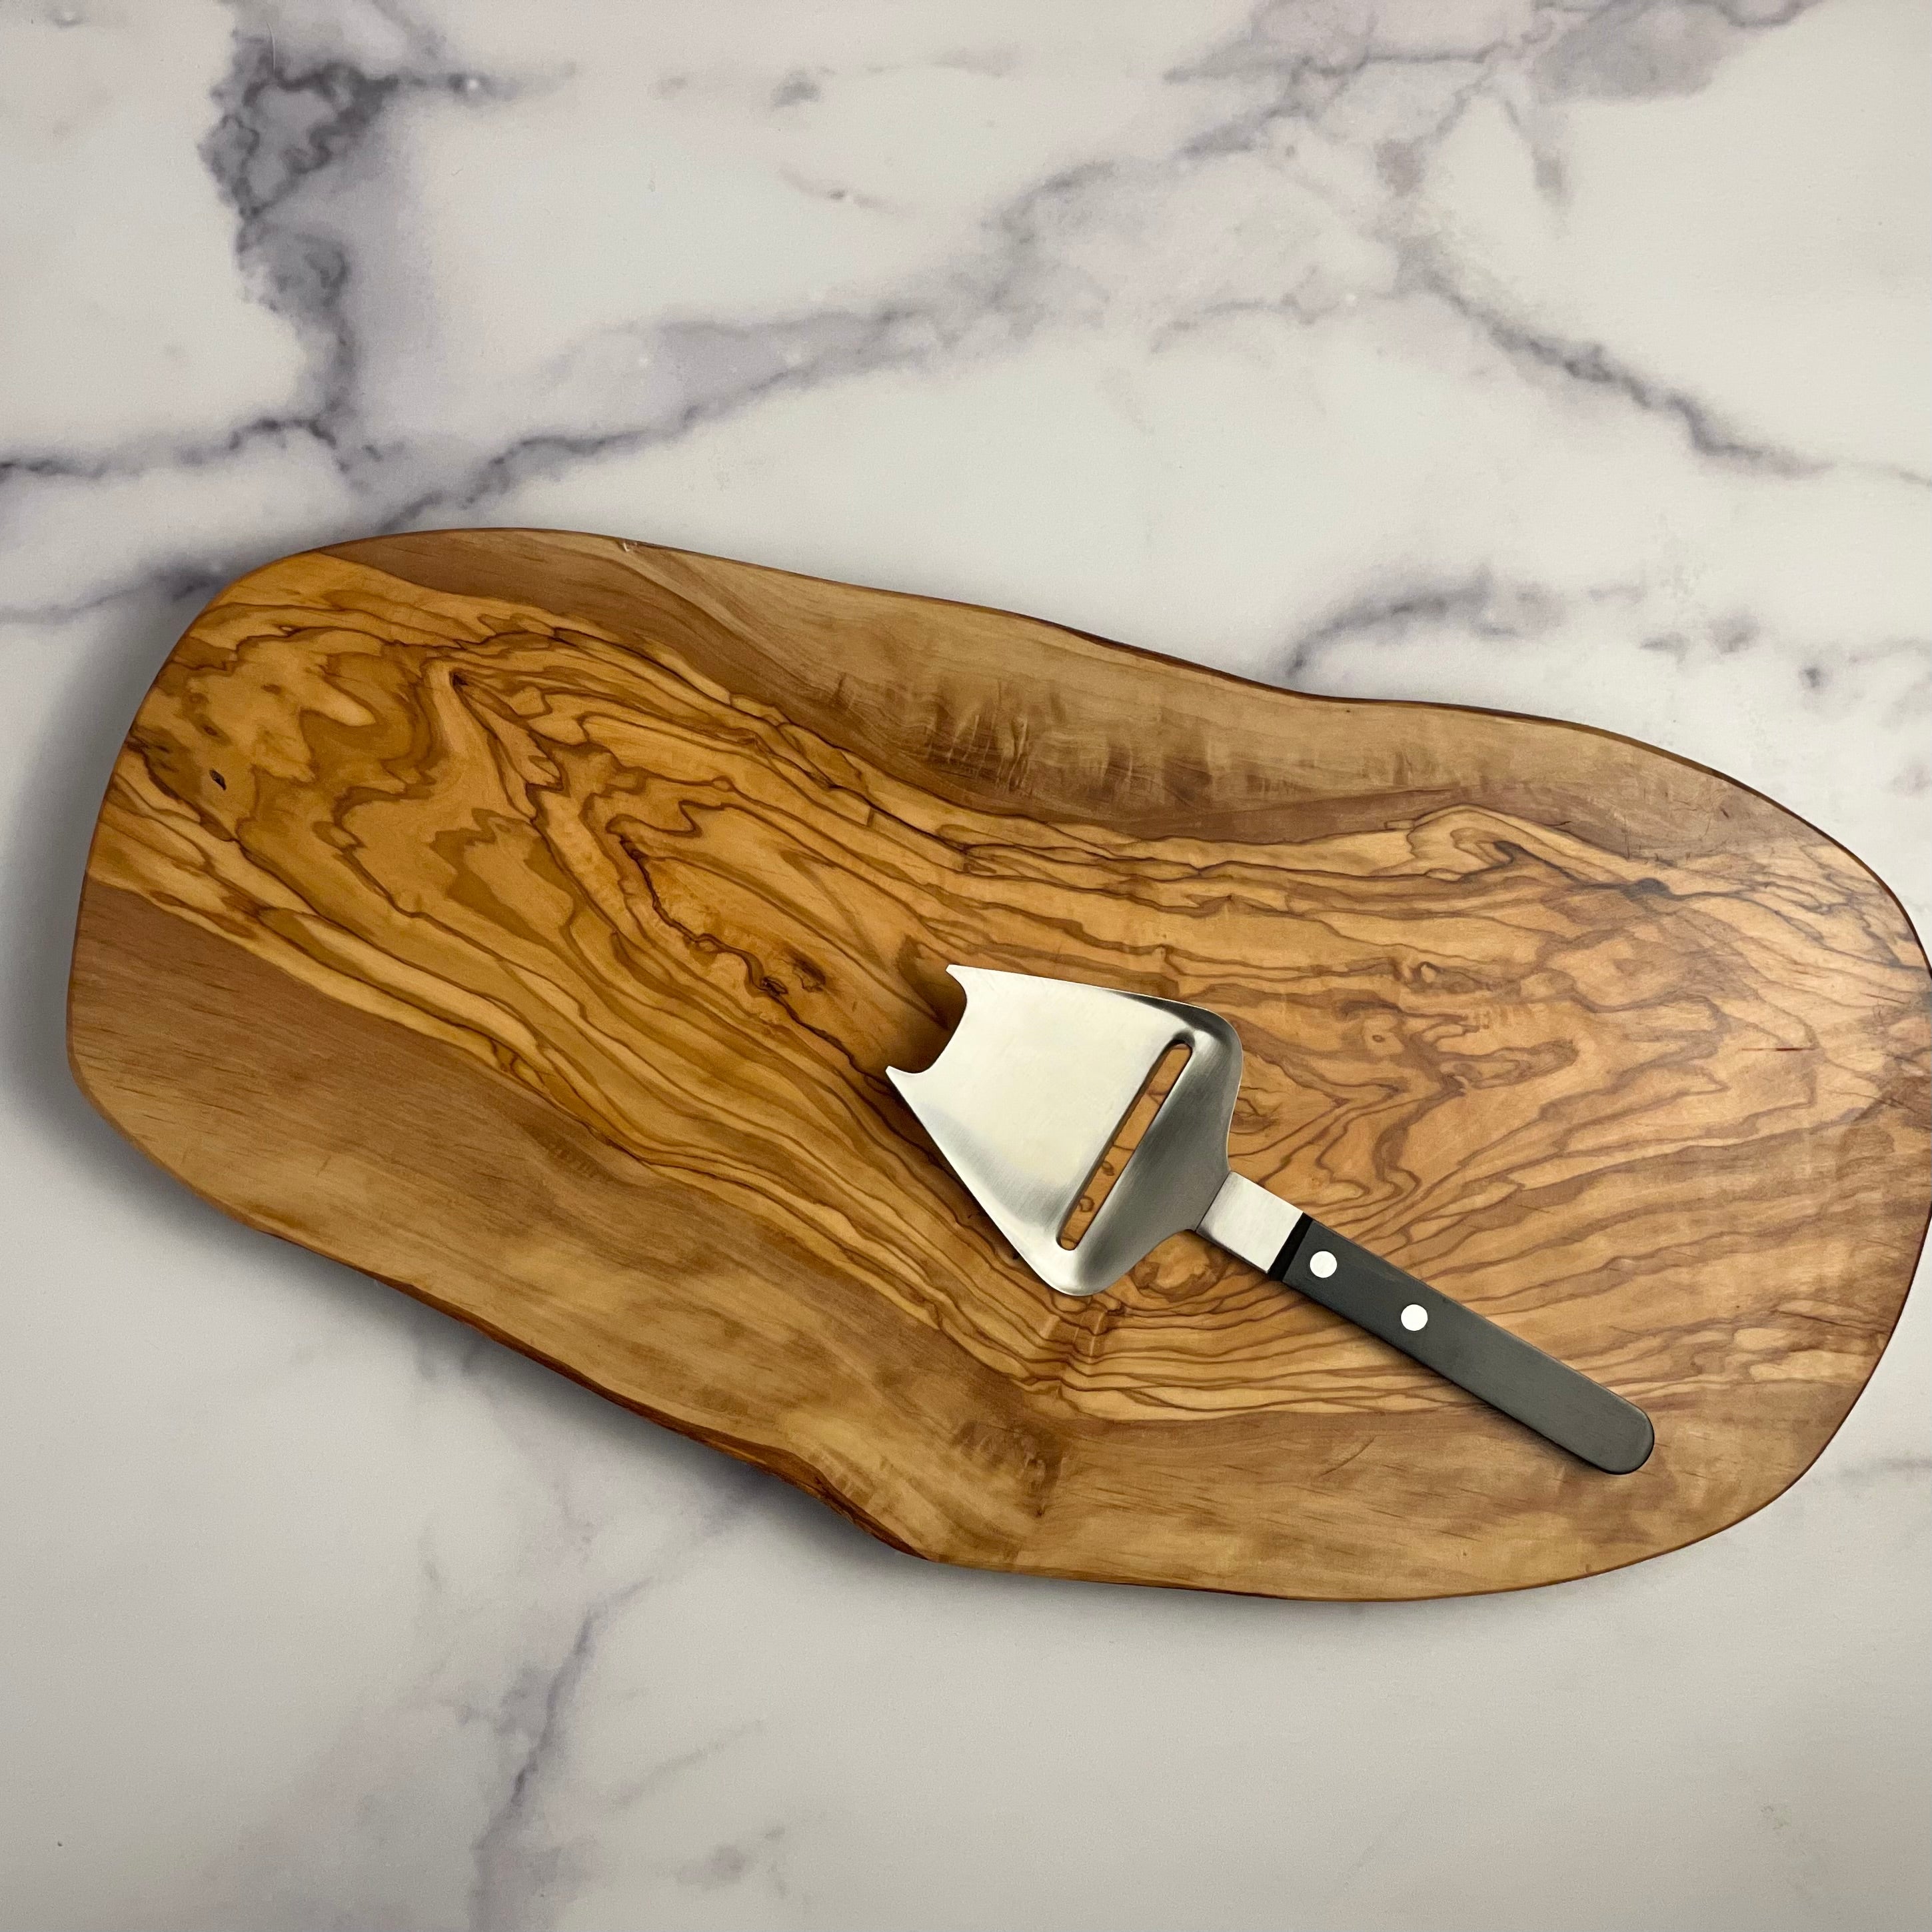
[{"x1": 67, "y1": 530, "x2": 1930, "y2": 1600}]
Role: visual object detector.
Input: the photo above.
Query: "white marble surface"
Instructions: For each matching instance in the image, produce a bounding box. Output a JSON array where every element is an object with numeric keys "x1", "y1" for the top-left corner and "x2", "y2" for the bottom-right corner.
[{"x1": 2, "y1": 2, "x2": 1927, "y2": 1927}]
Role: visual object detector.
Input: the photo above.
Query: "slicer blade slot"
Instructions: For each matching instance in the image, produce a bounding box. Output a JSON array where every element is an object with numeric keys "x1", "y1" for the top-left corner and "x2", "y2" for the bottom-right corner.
[{"x1": 1057, "y1": 1042, "x2": 1192, "y2": 1250}]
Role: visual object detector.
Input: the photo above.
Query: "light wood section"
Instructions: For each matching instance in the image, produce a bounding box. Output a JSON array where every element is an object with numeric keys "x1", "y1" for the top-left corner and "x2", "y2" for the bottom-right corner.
[{"x1": 67, "y1": 530, "x2": 1929, "y2": 1598}]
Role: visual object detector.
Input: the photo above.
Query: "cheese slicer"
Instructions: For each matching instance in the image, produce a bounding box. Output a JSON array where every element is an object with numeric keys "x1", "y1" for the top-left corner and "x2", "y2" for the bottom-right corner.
[{"x1": 890, "y1": 966, "x2": 1654, "y2": 1473}]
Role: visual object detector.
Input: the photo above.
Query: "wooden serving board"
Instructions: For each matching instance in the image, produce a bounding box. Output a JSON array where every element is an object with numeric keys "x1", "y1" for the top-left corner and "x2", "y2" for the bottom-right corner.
[{"x1": 68, "y1": 531, "x2": 1929, "y2": 1600}]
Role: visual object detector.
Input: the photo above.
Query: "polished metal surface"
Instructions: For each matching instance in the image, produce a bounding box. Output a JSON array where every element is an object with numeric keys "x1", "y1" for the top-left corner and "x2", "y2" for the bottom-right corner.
[
  {"x1": 1198, "y1": 1170, "x2": 1304, "y2": 1274},
  {"x1": 888, "y1": 966, "x2": 1253, "y2": 1294}
]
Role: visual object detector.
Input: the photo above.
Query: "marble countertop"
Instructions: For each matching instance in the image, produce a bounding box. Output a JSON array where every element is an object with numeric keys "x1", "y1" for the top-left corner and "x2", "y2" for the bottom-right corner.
[{"x1": 2, "y1": 3, "x2": 1926, "y2": 1927}]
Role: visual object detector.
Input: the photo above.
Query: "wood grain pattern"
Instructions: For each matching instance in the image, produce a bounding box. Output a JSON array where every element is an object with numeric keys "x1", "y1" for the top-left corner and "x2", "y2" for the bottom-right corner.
[{"x1": 67, "y1": 530, "x2": 1930, "y2": 1599}]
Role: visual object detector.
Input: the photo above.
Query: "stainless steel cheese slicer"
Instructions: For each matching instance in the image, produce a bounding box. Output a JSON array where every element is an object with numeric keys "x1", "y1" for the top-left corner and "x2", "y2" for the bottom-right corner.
[{"x1": 890, "y1": 966, "x2": 1653, "y2": 1474}]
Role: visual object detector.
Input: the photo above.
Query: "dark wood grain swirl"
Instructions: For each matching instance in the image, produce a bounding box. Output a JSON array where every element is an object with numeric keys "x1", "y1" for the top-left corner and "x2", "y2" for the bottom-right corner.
[{"x1": 67, "y1": 530, "x2": 1929, "y2": 1598}]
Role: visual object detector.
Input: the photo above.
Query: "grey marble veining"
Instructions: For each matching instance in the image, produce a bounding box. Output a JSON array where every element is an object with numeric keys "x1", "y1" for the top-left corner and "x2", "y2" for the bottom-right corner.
[{"x1": 1, "y1": 3, "x2": 1925, "y2": 1928}]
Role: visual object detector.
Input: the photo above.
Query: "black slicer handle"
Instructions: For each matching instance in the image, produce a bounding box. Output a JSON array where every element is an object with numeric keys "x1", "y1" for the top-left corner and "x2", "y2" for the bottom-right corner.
[{"x1": 1272, "y1": 1218, "x2": 1653, "y2": 1475}]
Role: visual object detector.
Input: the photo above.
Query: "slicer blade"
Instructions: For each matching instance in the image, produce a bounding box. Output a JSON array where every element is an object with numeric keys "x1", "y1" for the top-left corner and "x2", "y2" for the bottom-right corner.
[{"x1": 888, "y1": 966, "x2": 1243, "y2": 1294}]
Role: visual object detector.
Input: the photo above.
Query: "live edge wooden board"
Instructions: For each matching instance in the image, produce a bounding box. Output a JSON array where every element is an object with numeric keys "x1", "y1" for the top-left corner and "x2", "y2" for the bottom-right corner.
[{"x1": 69, "y1": 530, "x2": 1929, "y2": 1601}]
